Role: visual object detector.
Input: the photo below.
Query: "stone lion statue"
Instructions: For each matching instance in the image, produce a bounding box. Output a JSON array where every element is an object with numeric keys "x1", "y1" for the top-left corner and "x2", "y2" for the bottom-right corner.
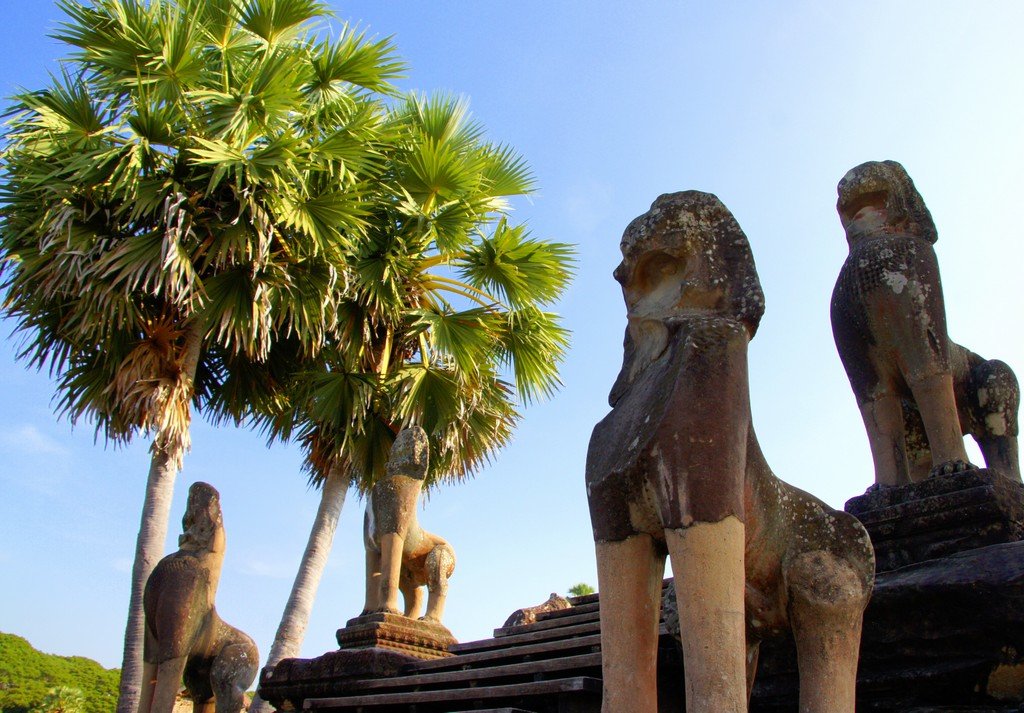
[
  {"x1": 831, "y1": 160, "x2": 1020, "y2": 486},
  {"x1": 586, "y1": 191, "x2": 875, "y2": 713},
  {"x1": 140, "y1": 482, "x2": 258, "y2": 713},
  {"x1": 362, "y1": 426, "x2": 456, "y2": 623}
]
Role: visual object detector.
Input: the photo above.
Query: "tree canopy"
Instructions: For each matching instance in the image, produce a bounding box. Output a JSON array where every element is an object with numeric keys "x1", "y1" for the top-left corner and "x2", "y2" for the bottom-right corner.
[
  {"x1": 0, "y1": 633, "x2": 117, "y2": 713},
  {"x1": 0, "y1": 2, "x2": 574, "y2": 709},
  {"x1": 0, "y1": 0, "x2": 404, "y2": 462},
  {"x1": 262, "y1": 92, "x2": 575, "y2": 491}
]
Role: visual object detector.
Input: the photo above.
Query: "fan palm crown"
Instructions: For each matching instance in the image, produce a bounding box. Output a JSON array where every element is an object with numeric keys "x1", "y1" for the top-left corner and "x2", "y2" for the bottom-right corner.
[
  {"x1": 245, "y1": 94, "x2": 575, "y2": 713},
  {"x1": 0, "y1": 1, "x2": 403, "y2": 710}
]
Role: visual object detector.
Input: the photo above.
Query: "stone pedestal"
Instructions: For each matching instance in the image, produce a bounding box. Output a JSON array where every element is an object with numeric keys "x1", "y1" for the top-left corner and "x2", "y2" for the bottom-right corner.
[
  {"x1": 337, "y1": 612, "x2": 456, "y2": 660},
  {"x1": 845, "y1": 468, "x2": 1024, "y2": 572},
  {"x1": 259, "y1": 614, "x2": 458, "y2": 711}
]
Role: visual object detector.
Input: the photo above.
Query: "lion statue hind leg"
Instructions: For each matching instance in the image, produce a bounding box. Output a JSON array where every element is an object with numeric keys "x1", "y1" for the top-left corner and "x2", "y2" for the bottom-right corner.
[
  {"x1": 785, "y1": 550, "x2": 872, "y2": 713},
  {"x1": 209, "y1": 634, "x2": 258, "y2": 713},
  {"x1": 399, "y1": 575, "x2": 424, "y2": 619},
  {"x1": 422, "y1": 541, "x2": 456, "y2": 623},
  {"x1": 968, "y1": 357, "x2": 1021, "y2": 481}
]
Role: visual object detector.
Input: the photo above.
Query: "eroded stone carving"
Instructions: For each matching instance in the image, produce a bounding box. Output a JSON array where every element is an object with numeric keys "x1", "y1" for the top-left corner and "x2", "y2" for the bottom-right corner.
[
  {"x1": 362, "y1": 426, "x2": 456, "y2": 623},
  {"x1": 831, "y1": 160, "x2": 1020, "y2": 485},
  {"x1": 502, "y1": 592, "x2": 572, "y2": 628},
  {"x1": 586, "y1": 191, "x2": 875, "y2": 713},
  {"x1": 140, "y1": 482, "x2": 258, "y2": 713}
]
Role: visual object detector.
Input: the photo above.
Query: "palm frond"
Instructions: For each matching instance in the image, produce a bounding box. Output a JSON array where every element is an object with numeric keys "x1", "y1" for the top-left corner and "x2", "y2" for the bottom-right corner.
[
  {"x1": 457, "y1": 219, "x2": 576, "y2": 308},
  {"x1": 479, "y1": 143, "x2": 536, "y2": 197},
  {"x1": 307, "y1": 27, "x2": 404, "y2": 96},
  {"x1": 407, "y1": 306, "x2": 497, "y2": 376},
  {"x1": 238, "y1": 0, "x2": 329, "y2": 46},
  {"x1": 497, "y1": 306, "x2": 570, "y2": 403},
  {"x1": 53, "y1": 0, "x2": 160, "y2": 84}
]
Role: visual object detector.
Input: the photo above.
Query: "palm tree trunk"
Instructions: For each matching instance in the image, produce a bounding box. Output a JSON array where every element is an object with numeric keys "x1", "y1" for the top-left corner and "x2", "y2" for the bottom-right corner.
[
  {"x1": 116, "y1": 445, "x2": 180, "y2": 713},
  {"x1": 117, "y1": 324, "x2": 203, "y2": 713},
  {"x1": 249, "y1": 466, "x2": 349, "y2": 713}
]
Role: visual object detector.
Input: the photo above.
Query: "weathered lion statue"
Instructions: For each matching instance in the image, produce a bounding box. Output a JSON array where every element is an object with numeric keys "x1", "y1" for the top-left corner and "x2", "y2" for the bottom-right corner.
[
  {"x1": 362, "y1": 426, "x2": 456, "y2": 623},
  {"x1": 140, "y1": 482, "x2": 258, "y2": 713},
  {"x1": 831, "y1": 160, "x2": 1020, "y2": 485},
  {"x1": 586, "y1": 191, "x2": 875, "y2": 713}
]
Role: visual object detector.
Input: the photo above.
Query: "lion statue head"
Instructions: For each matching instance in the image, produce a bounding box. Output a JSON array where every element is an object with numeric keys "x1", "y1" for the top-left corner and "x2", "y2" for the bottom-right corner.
[
  {"x1": 608, "y1": 191, "x2": 765, "y2": 405},
  {"x1": 614, "y1": 190, "x2": 764, "y2": 335},
  {"x1": 385, "y1": 425, "x2": 429, "y2": 481},
  {"x1": 836, "y1": 160, "x2": 937, "y2": 244},
  {"x1": 178, "y1": 481, "x2": 224, "y2": 553}
]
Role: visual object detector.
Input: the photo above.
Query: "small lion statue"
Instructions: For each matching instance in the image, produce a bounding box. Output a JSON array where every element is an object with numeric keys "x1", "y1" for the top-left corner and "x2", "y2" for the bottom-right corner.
[
  {"x1": 831, "y1": 160, "x2": 1020, "y2": 486},
  {"x1": 586, "y1": 191, "x2": 875, "y2": 713},
  {"x1": 139, "y1": 482, "x2": 258, "y2": 713},
  {"x1": 362, "y1": 426, "x2": 456, "y2": 623}
]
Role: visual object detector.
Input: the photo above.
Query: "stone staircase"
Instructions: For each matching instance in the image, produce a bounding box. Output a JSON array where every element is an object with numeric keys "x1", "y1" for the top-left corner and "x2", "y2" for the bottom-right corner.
[
  {"x1": 264, "y1": 588, "x2": 683, "y2": 713},
  {"x1": 304, "y1": 594, "x2": 602, "y2": 712},
  {"x1": 263, "y1": 540, "x2": 1024, "y2": 713}
]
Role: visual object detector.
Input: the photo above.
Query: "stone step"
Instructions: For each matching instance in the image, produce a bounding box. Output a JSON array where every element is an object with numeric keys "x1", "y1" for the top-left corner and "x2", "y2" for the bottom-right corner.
[
  {"x1": 411, "y1": 633, "x2": 604, "y2": 673},
  {"x1": 533, "y1": 601, "x2": 598, "y2": 622},
  {"x1": 329, "y1": 652, "x2": 603, "y2": 694},
  {"x1": 493, "y1": 609, "x2": 600, "y2": 638},
  {"x1": 304, "y1": 676, "x2": 602, "y2": 710},
  {"x1": 566, "y1": 592, "x2": 599, "y2": 606},
  {"x1": 452, "y1": 621, "x2": 601, "y2": 654}
]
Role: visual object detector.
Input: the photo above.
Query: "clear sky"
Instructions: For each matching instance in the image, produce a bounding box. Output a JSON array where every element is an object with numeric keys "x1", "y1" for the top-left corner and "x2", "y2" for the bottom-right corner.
[{"x1": 1, "y1": 1, "x2": 1022, "y2": 671}]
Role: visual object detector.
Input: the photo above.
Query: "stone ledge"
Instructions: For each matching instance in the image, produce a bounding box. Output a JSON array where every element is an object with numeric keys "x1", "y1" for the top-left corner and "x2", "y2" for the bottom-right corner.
[{"x1": 258, "y1": 647, "x2": 421, "y2": 711}]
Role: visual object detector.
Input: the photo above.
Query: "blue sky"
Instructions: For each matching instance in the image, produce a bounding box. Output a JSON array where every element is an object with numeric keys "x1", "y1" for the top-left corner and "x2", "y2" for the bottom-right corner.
[{"x1": 2, "y1": 1, "x2": 1022, "y2": 670}]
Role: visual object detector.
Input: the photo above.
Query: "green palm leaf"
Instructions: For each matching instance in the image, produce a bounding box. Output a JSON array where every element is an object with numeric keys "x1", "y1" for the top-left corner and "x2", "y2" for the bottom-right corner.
[
  {"x1": 407, "y1": 306, "x2": 497, "y2": 376},
  {"x1": 497, "y1": 306, "x2": 570, "y2": 402},
  {"x1": 239, "y1": 0, "x2": 328, "y2": 46},
  {"x1": 479, "y1": 143, "x2": 536, "y2": 197},
  {"x1": 457, "y1": 219, "x2": 576, "y2": 307},
  {"x1": 307, "y1": 29, "x2": 404, "y2": 96}
]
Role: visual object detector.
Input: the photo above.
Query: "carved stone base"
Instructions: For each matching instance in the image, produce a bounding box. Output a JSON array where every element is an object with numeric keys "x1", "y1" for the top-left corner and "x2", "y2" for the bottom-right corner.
[
  {"x1": 259, "y1": 646, "x2": 420, "y2": 710},
  {"x1": 845, "y1": 468, "x2": 1024, "y2": 572},
  {"x1": 259, "y1": 616, "x2": 458, "y2": 710},
  {"x1": 337, "y1": 612, "x2": 456, "y2": 660}
]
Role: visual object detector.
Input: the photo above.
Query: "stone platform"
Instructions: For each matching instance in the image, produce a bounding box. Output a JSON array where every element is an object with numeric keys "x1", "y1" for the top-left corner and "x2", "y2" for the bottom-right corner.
[
  {"x1": 259, "y1": 593, "x2": 615, "y2": 713},
  {"x1": 752, "y1": 540, "x2": 1024, "y2": 711}
]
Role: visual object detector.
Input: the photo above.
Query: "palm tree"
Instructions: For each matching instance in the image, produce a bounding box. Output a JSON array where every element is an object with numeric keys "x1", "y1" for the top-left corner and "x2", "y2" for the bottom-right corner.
[
  {"x1": 0, "y1": 1, "x2": 402, "y2": 710},
  {"x1": 30, "y1": 687, "x2": 85, "y2": 713},
  {"x1": 568, "y1": 583, "x2": 595, "y2": 597},
  {"x1": 247, "y1": 94, "x2": 574, "y2": 713}
]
